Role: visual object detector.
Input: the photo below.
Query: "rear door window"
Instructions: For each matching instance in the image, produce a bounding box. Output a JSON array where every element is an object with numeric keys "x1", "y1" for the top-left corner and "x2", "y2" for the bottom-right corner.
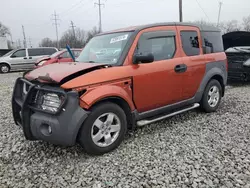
[
  {"x1": 28, "y1": 49, "x2": 45, "y2": 56},
  {"x1": 181, "y1": 31, "x2": 200, "y2": 56}
]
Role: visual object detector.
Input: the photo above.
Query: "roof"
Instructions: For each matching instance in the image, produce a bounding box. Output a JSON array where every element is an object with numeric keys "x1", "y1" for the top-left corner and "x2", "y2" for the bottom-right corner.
[{"x1": 100, "y1": 22, "x2": 220, "y2": 35}]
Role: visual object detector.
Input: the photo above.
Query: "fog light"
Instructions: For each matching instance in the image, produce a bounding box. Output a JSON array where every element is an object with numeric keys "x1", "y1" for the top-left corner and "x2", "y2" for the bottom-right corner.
[{"x1": 40, "y1": 123, "x2": 52, "y2": 136}]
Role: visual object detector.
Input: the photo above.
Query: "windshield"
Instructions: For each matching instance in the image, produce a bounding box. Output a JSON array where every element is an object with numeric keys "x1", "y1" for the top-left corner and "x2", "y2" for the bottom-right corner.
[
  {"x1": 76, "y1": 32, "x2": 132, "y2": 64},
  {"x1": 50, "y1": 51, "x2": 63, "y2": 58},
  {"x1": 2, "y1": 50, "x2": 15, "y2": 57}
]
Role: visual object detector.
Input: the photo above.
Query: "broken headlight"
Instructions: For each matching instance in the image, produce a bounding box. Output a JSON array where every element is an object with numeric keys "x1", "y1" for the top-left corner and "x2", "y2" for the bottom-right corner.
[{"x1": 40, "y1": 93, "x2": 62, "y2": 113}]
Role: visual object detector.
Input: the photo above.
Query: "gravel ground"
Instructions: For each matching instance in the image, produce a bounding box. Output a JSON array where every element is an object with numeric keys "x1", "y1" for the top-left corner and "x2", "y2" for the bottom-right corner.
[{"x1": 1, "y1": 72, "x2": 250, "y2": 188}]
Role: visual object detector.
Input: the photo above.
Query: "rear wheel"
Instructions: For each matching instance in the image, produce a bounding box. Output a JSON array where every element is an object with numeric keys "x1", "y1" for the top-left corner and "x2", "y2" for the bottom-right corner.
[
  {"x1": 78, "y1": 102, "x2": 127, "y2": 155},
  {"x1": 0, "y1": 64, "x2": 10, "y2": 73},
  {"x1": 200, "y1": 79, "x2": 222, "y2": 113}
]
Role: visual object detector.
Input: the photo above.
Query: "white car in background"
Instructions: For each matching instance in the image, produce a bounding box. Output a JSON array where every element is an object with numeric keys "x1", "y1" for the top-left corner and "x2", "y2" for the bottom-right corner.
[{"x1": 0, "y1": 47, "x2": 58, "y2": 73}]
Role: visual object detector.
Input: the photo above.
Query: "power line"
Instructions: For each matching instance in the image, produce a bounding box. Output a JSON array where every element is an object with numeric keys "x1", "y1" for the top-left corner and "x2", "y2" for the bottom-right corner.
[
  {"x1": 94, "y1": 0, "x2": 105, "y2": 32},
  {"x1": 51, "y1": 10, "x2": 60, "y2": 49},
  {"x1": 195, "y1": 0, "x2": 210, "y2": 21}
]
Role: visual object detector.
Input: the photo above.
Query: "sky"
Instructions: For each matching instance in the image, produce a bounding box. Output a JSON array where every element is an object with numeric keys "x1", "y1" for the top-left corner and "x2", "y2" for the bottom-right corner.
[{"x1": 1, "y1": 0, "x2": 250, "y2": 47}]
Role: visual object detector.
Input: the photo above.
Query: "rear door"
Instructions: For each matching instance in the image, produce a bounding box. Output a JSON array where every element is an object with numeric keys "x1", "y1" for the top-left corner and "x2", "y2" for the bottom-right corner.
[
  {"x1": 27, "y1": 48, "x2": 46, "y2": 69},
  {"x1": 8, "y1": 49, "x2": 28, "y2": 70},
  {"x1": 177, "y1": 26, "x2": 206, "y2": 100}
]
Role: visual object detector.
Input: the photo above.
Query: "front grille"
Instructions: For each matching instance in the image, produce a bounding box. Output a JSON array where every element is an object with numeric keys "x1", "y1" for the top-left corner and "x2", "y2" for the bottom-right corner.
[{"x1": 12, "y1": 78, "x2": 67, "y2": 139}]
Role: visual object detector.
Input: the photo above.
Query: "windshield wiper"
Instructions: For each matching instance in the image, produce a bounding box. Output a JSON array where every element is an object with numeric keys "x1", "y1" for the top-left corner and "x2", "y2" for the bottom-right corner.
[{"x1": 88, "y1": 60, "x2": 96, "y2": 63}]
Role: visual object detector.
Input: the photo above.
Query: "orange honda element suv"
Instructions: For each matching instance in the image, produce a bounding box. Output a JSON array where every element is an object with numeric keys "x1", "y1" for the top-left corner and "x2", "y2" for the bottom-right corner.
[{"x1": 12, "y1": 23, "x2": 227, "y2": 155}]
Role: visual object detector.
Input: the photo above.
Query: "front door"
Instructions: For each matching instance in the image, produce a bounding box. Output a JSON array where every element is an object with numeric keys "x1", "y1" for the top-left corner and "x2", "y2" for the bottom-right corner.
[
  {"x1": 9, "y1": 49, "x2": 28, "y2": 70},
  {"x1": 129, "y1": 26, "x2": 186, "y2": 113}
]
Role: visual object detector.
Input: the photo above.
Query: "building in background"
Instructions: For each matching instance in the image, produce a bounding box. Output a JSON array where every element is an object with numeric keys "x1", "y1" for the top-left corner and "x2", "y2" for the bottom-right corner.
[{"x1": 0, "y1": 36, "x2": 12, "y2": 57}]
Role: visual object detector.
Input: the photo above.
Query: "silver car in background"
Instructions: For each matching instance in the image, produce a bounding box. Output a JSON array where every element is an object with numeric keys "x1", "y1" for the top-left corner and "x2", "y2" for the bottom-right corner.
[{"x1": 0, "y1": 47, "x2": 58, "y2": 73}]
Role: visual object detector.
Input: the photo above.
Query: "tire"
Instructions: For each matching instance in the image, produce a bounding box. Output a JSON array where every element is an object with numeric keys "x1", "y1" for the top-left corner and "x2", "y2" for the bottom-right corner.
[
  {"x1": 0, "y1": 64, "x2": 10, "y2": 73},
  {"x1": 200, "y1": 79, "x2": 222, "y2": 113},
  {"x1": 78, "y1": 102, "x2": 127, "y2": 155}
]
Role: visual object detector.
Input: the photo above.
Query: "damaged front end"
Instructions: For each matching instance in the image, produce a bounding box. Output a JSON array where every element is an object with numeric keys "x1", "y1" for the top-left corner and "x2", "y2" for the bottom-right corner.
[
  {"x1": 223, "y1": 31, "x2": 250, "y2": 82},
  {"x1": 226, "y1": 51, "x2": 250, "y2": 81}
]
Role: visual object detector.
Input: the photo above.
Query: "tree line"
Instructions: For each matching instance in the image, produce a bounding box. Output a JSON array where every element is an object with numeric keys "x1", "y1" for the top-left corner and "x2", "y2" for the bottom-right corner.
[
  {"x1": 1, "y1": 14, "x2": 250, "y2": 49},
  {"x1": 39, "y1": 27, "x2": 100, "y2": 48}
]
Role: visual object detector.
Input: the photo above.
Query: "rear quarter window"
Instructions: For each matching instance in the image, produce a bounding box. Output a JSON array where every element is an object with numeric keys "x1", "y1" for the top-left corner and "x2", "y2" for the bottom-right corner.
[
  {"x1": 201, "y1": 31, "x2": 224, "y2": 54},
  {"x1": 43, "y1": 48, "x2": 57, "y2": 55},
  {"x1": 180, "y1": 31, "x2": 201, "y2": 56}
]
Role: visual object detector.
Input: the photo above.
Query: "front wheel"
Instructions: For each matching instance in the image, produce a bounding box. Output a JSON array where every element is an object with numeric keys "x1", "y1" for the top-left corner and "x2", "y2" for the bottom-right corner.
[
  {"x1": 78, "y1": 102, "x2": 127, "y2": 155},
  {"x1": 200, "y1": 79, "x2": 222, "y2": 113},
  {"x1": 0, "y1": 64, "x2": 10, "y2": 73}
]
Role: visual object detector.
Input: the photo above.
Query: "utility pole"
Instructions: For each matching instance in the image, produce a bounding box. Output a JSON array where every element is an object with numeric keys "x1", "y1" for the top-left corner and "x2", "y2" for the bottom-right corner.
[
  {"x1": 179, "y1": 0, "x2": 183, "y2": 22},
  {"x1": 95, "y1": 0, "x2": 105, "y2": 32},
  {"x1": 70, "y1": 21, "x2": 76, "y2": 47},
  {"x1": 52, "y1": 10, "x2": 60, "y2": 49},
  {"x1": 18, "y1": 39, "x2": 22, "y2": 48},
  {"x1": 22, "y1": 25, "x2": 27, "y2": 48},
  {"x1": 28, "y1": 37, "x2": 32, "y2": 48},
  {"x1": 217, "y1": 1, "x2": 223, "y2": 27}
]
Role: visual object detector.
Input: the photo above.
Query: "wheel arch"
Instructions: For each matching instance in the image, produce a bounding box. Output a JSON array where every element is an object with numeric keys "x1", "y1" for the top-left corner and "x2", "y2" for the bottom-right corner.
[
  {"x1": 195, "y1": 65, "x2": 227, "y2": 102},
  {"x1": 88, "y1": 96, "x2": 136, "y2": 130},
  {"x1": 0, "y1": 62, "x2": 11, "y2": 68}
]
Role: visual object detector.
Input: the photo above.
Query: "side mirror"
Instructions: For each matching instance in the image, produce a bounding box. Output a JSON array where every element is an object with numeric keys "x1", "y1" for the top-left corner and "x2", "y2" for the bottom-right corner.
[
  {"x1": 133, "y1": 53, "x2": 154, "y2": 64},
  {"x1": 10, "y1": 55, "x2": 16, "y2": 58},
  {"x1": 58, "y1": 56, "x2": 63, "y2": 59}
]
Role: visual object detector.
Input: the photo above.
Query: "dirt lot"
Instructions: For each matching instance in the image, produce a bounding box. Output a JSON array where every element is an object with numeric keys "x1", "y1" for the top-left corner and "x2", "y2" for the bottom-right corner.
[{"x1": 0, "y1": 72, "x2": 250, "y2": 188}]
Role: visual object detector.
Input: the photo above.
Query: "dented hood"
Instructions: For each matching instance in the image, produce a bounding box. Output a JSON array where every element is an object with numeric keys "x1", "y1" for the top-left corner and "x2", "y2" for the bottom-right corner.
[{"x1": 25, "y1": 62, "x2": 107, "y2": 83}]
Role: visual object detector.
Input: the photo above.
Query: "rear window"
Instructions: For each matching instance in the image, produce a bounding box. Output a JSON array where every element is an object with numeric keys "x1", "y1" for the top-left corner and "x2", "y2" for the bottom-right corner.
[
  {"x1": 180, "y1": 31, "x2": 200, "y2": 56},
  {"x1": 201, "y1": 31, "x2": 224, "y2": 54},
  {"x1": 28, "y1": 48, "x2": 57, "y2": 56}
]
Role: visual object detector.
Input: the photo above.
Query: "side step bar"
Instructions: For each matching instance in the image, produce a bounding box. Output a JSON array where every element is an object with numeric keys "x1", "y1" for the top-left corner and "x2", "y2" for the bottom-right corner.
[{"x1": 136, "y1": 103, "x2": 200, "y2": 127}]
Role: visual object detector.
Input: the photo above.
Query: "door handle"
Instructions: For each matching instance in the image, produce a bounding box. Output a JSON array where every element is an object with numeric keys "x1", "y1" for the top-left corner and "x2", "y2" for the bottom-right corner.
[
  {"x1": 23, "y1": 57, "x2": 27, "y2": 59},
  {"x1": 175, "y1": 64, "x2": 187, "y2": 73},
  {"x1": 29, "y1": 57, "x2": 32, "y2": 59}
]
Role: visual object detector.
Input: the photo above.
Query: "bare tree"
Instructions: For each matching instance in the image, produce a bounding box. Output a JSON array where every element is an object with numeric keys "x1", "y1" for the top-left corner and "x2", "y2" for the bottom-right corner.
[
  {"x1": 39, "y1": 38, "x2": 57, "y2": 47},
  {"x1": 220, "y1": 20, "x2": 241, "y2": 33},
  {"x1": 60, "y1": 28, "x2": 87, "y2": 48},
  {"x1": 0, "y1": 22, "x2": 10, "y2": 36},
  {"x1": 243, "y1": 15, "x2": 250, "y2": 31},
  {"x1": 85, "y1": 27, "x2": 100, "y2": 44},
  {"x1": 192, "y1": 20, "x2": 216, "y2": 27}
]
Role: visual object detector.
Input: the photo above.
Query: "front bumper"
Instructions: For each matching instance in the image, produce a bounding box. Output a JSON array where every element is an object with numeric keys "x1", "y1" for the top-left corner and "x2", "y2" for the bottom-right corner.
[{"x1": 12, "y1": 78, "x2": 88, "y2": 146}]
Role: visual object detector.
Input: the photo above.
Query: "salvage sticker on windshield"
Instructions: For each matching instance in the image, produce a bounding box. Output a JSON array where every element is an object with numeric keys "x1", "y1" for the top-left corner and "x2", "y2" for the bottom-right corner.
[{"x1": 110, "y1": 34, "x2": 129, "y2": 43}]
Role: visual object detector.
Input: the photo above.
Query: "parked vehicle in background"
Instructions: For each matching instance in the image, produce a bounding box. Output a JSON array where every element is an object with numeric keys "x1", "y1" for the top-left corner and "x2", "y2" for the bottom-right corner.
[
  {"x1": 0, "y1": 49, "x2": 12, "y2": 57},
  {"x1": 0, "y1": 47, "x2": 58, "y2": 73},
  {"x1": 34, "y1": 49, "x2": 82, "y2": 68},
  {"x1": 225, "y1": 46, "x2": 250, "y2": 81},
  {"x1": 223, "y1": 31, "x2": 250, "y2": 82},
  {"x1": 12, "y1": 22, "x2": 227, "y2": 155}
]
